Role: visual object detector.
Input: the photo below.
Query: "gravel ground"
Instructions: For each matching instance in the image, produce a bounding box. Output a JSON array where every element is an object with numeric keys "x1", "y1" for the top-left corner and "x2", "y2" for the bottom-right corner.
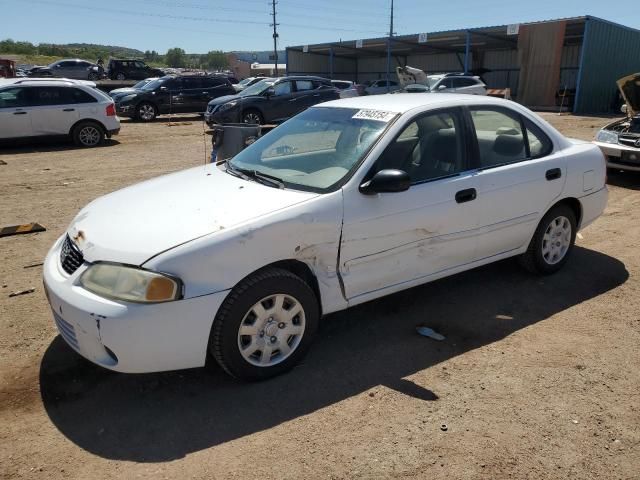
[{"x1": 0, "y1": 113, "x2": 639, "y2": 479}]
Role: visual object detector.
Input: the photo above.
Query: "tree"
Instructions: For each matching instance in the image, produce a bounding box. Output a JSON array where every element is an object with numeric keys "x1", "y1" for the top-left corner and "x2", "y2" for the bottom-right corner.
[
  {"x1": 165, "y1": 47, "x2": 186, "y2": 68},
  {"x1": 200, "y1": 50, "x2": 228, "y2": 71}
]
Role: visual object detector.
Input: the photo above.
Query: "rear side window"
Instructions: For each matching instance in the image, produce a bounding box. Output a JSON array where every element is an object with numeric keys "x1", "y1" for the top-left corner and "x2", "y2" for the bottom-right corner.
[
  {"x1": 296, "y1": 80, "x2": 314, "y2": 91},
  {"x1": 182, "y1": 77, "x2": 203, "y2": 89},
  {"x1": 469, "y1": 107, "x2": 552, "y2": 167},
  {"x1": 453, "y1": 77, "x2": 478, "y2": 87},
  {"x1": 68, "y1": 88, "x2": 98, "y2": 103},
  {"x1": 204, "y1": 77, "x2": 229, "y2": 87},
  {"x1": 29, "y1": 87, "x2": 72, "y2": 106}
]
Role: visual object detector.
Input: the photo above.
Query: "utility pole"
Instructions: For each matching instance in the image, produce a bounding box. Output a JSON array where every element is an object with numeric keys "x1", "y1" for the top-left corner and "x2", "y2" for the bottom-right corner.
[
  {"x1": 270, "y1": 0, "x2": 279, "y2": 76},
  {"x1": 386, "y1": 0, "x2": 394, "y2": 92}
]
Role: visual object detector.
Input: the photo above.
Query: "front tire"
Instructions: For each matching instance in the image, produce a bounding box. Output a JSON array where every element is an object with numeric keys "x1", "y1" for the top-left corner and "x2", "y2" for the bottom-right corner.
[
  {"x1": 136, "y1": 102, "x2": 157, "y2": 122},
  {"x1": 72, "y1": 121, "x2": 104, "y2": 147},
  {"x1": 242, "y1": 109, "x2": 263, "y2": 125},
  {"x1": 518, "y1": 204, "x2": 577, "y2": 274},
  {"x1": 210, "y1": 268, "x2": 319, "y2": 381},
  {"x1": 115, "y1": 72, "x2": 126, "y2": 80}
]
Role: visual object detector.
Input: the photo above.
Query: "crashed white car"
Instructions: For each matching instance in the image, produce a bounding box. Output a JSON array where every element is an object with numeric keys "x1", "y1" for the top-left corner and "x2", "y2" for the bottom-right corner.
[
  {"x1": 43, "y1": 94, "x2": 608, "y2": 380},
  {"x1": 594, "y1": 73, "x2": 640, "y2": 171}
]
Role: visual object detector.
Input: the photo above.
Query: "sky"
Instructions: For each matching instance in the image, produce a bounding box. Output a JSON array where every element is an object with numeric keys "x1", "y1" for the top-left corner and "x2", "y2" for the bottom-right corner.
[{"x1": 1, "y1": 0, "x2": 640, "y2": 54}]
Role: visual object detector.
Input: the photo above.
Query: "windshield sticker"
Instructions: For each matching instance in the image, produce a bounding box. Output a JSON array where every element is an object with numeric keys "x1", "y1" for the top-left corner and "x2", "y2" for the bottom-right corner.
[{"x1": 352, "y1": 109, "x2": 397, "y2": 122}]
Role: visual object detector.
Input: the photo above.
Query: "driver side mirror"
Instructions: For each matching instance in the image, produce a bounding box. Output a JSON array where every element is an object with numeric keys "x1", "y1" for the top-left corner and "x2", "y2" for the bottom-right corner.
[
  {"x1": 621, "y1": 104, "x2": 628, "y2": 114},
  {"x1": 265, "y1": 87, "x2": 275, "y2": 97},
  {"x1": 437, "y1": 84, "x2": 447, "y2": 91},
  {"x1": 360, "y1": 169, "x2": 411, "y2": 195},
  {"x1": 159, "y1": 86, "x2": 168, "y2": 91}
]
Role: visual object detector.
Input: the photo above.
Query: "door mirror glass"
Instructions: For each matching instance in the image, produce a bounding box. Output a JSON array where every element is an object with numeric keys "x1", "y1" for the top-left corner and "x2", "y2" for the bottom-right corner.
[
  {"x1": 621, "y1": 104, "x2": 628, "y2": 114},
  {"x1": 360, "y1": 169, "x2": 411, "y2": 194}
]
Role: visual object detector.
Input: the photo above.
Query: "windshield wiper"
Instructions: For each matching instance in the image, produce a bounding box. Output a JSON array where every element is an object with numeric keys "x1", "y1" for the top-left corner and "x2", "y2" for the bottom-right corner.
[{"x1": 235, "y1": 166, "x2": 285, "y2": 189}]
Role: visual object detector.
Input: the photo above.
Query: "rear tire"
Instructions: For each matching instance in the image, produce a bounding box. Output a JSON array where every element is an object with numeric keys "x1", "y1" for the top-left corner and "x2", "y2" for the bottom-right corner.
[
  {"x1": 518, "y1": 204, "x2": 577, "y2": 275},
  {"x1": 115, "y1": 72, "x2": 126, "y2": 80},
  {"x1": 72, "y1": 121, "x2": 104, "y2": 147},
  {"x1": 210, "y1": 268, "x2": 319, "y2": 381}
]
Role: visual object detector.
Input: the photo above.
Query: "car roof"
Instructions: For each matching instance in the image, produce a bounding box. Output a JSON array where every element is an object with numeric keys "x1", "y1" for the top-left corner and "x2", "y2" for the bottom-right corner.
[
  {"x1": 317, "y1": 92, "x2": 515, "y2": 114},
  {"x1": 0, "y1": 78, "x2": 96, "y2": 88}
]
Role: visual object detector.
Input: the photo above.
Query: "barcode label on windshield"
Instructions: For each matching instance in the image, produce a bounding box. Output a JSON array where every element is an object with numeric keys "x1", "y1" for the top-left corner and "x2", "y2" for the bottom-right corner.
[{"x1": 352, "y1": 109, "x2": 397, "y2": 122}]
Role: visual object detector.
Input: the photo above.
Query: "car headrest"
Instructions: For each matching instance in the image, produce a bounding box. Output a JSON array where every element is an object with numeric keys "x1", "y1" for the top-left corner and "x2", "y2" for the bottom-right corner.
[{"x1": 493, "y1": 134, "x2": 524, "y2": 156}]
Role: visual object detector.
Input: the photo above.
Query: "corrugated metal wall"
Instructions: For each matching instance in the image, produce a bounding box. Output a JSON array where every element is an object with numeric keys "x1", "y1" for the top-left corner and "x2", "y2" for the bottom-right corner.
[
  {"x1": 575, "y1": 18, "x2": 640, "y2": 113},
  {"x1": 482, "y1": 49, "x2": 519, "y2": 94}
]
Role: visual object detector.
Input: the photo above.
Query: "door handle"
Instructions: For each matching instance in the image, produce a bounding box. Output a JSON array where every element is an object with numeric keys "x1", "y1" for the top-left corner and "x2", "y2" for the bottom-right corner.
[
  {"x1": 13, "y1": 111, "x2": 27, "y2": 115},
  {"x1": 63, "y1": 108, "x2": 75, "y2": 112},
  {"x1": 455, "y1": 188, "x2": 477, "y2": 204},
  {"x1": 546, "y1": 168, "x2": 562, "y2": 181}
]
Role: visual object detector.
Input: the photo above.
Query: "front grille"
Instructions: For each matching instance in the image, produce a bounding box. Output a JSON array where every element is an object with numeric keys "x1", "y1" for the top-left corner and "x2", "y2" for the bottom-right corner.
[
  {"x1": 60, "y1": 235, "x2": 84, "y2": 275},
  {"x1": 53, "y1": 311, "x2": 79, "y2": 350},
  {"x1": 618, "y1": 135, "x2": 640, "y2": 148}
]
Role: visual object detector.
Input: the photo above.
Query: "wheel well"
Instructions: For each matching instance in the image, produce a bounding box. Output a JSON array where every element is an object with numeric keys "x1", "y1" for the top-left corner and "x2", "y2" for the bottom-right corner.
[
  {"x1": 246, "y1": 260, "x2": 322, "y2": 315},
  {"x1": 69, "y1": 119, "x2": 106, "y2": 136},
  {"x1": 550, "y1": 197, "x2": 582, "y2": 227},
  {"x1": 241, "y1": 107, "x2": 263, "y2": 119}
]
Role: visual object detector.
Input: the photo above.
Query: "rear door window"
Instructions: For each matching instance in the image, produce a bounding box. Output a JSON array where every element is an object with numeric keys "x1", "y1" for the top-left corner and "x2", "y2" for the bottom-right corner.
[
  {"x1": 295, "y1": 80, "x2": 314, "y2": 92},
  {"x1": 469, "y1": 107, "x2": 527, "y2": 167},
  {"x1": 29, "y1": 87, "x2": 73, "y2": 106}
]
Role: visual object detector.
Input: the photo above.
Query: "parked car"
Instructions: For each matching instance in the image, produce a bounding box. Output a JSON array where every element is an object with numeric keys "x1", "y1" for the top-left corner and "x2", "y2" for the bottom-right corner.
[
  {"x1": 365, "y1": 79, "x2": 400, "y2": 95},
  {"x1": 331, "y1": 80, "x2": 363, "y2": 98},
  {"x1": 205, "y1": 76, "x2": 339, "y2": 125},
  {"x1": 107, "y1": 59, "x2": 164, "y2": 80},
  {"x1": 28, "y1": 59, "x2": 98, "y2": 80},
  {"x1": 43, "y1": 94, "x2": 607, "y2": 380},
  {"x1": 108, "y1": 77, "x2": 158, "y2": 101},
  {"x1": 234, "y1": 76, "x2": 269, "y2": 92},
  {"x1": 593, "y1": 72, "x2": 640, "y2": 171},
  {"x1": 114, "y1": 75, "x2": 235, "y2": 121},
  {"x1": 0, "y1": 78, "x2": 119, "y2": 147},
  {"x1": 396, "y1": 67, "x2": 487, "y2": 95}
]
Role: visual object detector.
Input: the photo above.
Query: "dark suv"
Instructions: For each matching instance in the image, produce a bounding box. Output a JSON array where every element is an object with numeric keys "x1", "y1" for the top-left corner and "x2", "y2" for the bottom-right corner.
[
  {"x1": 114, "y1": 75, "x2": 236, "y2": 121},
  {"x1": 107, "y1": 59, "x2": 164, "y2": 80},
  {"x1": 204, "y1": 76, "x2": 340, "y2": 125}
]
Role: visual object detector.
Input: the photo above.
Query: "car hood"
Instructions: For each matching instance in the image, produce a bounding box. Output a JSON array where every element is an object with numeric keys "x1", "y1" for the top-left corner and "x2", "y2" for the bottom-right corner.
[
  {"x1": 110, "y1": 87, "x2": 136, "y2": 96},
  {"x1": 66, "y1": 164, "x2": 318, "y2": 265},
  {"x1": 207, "y1": 93, "x2": 242, "y2": 107},
  {"x1": 617, "y1": 73, "x2": 640, "y2": 117}
]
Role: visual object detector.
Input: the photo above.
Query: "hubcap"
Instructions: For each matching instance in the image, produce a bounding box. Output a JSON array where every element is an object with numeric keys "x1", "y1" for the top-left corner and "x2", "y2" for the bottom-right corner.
[
  {"x1": 541, "y1": 215, "x2": 572, "y2": 265},
  {"x1": 139, "y1": 104, "x2": 155, "y2": 120},
  {"x1": 243, "y1": 113, "x2": 261, "y2": 124},
  {"x1": 237, "y1": 293, "x2": 306, "y2": 367},
  {"x1": 78, "y1": 126, "x2": 100, "y2": 146}
]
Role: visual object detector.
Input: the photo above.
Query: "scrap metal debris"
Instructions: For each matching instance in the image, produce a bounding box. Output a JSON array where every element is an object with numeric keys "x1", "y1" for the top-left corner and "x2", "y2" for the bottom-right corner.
[
  {"x1": 23, "y1": 262, "x2": 44, "y2": 269},
  {"x1": 416, "y1": 326, "x2": 446, "y2": 341},
  {"x1": 9, "y1": 288, "x2": 35, "y2": 297},
  {"x1": 440, "y1": 424, "x2": 448, "y2": 431},
  {"x1": 0, "y1": 223, "x2": 46, "y2": 238},
  {"x1": 0, "y1": 159, "x2": 7, "y2": 165}
]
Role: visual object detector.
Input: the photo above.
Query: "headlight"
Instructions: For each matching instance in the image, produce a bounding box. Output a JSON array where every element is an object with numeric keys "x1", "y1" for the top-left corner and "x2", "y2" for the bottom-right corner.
[
  {"x1": 219, "y1": 100, "x2": 238, "y2": 112},
  {"x1": 80, "y1": 263, "x2": 182, "y2": 303},
  {"x1": 595, "y1": 129, "x2": 618, "y2": 144}
]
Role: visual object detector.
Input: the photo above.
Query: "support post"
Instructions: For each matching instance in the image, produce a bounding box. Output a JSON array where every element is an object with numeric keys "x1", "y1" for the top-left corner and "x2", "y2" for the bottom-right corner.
[
  {"x1": 386, "y1": 38, "x2": 392, "y2": 92},
  {"x1": 574, "y1": 17, "x2": 591, "y2": 114},
  {"x1": 329, "y1": 47, "x2": 334, "y2": 79},
  {"x1": 464, "y1": 30, "x2": 471, "y2": 73}
]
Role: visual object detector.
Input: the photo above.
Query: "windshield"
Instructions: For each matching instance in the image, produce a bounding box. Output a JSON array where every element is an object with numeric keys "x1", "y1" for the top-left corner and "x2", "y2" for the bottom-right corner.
[
  {"x1": 239, "y1": 78, "x2": 274, "y2": 97},
  {"x1": 229, "y1": 107, "x2": 395, "y2": 192},
  {"x1": 237, "y1": 77, "x2": 254, "y2": 87},
  {"x1": 134, "y1": 78, "x2": 153, "y2": 89},
  {"x1": 141, "y1": 77, "x2": 169, "y2": 91},
  {"x1": 425, "y1": 76, "x2": 443, "y2": 89}
]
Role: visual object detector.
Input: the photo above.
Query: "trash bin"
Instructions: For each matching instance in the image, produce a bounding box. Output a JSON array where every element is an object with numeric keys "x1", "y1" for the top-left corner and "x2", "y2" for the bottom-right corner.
[{"x1": 210, "y1": 123, "x2": 261, "y2": 162}]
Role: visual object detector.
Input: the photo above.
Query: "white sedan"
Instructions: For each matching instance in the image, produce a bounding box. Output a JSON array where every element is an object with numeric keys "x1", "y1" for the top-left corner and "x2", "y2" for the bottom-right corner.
[{"x1": 43, "y1": 94, "x2": 608, "y2": 380}]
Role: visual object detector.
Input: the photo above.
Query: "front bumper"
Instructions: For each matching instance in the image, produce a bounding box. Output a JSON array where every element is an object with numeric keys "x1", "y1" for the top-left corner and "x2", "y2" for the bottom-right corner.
[
  {"x1": 204, "y1": 108, "x2": 239, "y2": 126},
  {"x1": 593, "y1": 141, "x2": 640, "y2": 171},
  {"x1": 43, "y1": 235, "x2": 230, "y2": 373},
  {"x1": 107, "y1": 128, "x2": 120, "y2": 137}
]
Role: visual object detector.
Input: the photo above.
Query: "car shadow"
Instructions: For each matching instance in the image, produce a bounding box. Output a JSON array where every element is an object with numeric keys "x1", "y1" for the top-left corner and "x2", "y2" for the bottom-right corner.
[
  {"x1": 607, "y1": 169, "x2": 640, "y2": 190},
  {"x1": 39, "y1": 246, "x2": 627, "y2": 462},
  {"x1": 119, "y1": 114, "x2": 203, "y2": 124},
  {"x1": 0, "y1": 138, "x2": 120, "y2": 154}
]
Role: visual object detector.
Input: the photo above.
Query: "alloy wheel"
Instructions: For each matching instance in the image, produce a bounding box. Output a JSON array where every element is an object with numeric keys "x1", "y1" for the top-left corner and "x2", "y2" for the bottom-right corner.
[
  {"x1": 78, "y1": 126, "x2": 101, "y2": 146},
  {"x1": 139, "y1": 104, "x2": 155, "y2": 121}
]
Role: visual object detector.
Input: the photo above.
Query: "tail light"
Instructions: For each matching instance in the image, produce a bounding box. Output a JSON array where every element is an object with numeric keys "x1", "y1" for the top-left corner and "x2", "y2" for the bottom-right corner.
[{"x1": 106, "y1": 103, "x2": 116, "y2": 116}]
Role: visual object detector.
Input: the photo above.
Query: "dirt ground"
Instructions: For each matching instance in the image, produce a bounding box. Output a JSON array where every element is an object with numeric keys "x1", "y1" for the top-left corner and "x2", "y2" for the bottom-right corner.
[{"x1": 1, "y1": 113, "x2": 639, "y2": 479}]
